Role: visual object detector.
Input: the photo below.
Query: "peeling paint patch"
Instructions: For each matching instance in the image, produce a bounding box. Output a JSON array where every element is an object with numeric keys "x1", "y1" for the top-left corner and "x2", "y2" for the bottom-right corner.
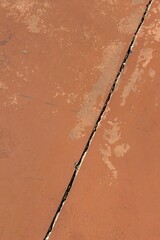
[
  {"x1": 69, "y1": 41, "x2": 124, "y2": 140},
  {"x1": 98, "y1": 120, "x2": 123, "y2": 180},
  {"x1": 146, "y1": 19, "x2": 160, "y2": 42},
  {"x1": 100, "y1": 146, "x2": 117, "y2": 179},
  {"x1": 53, "y1": 87, "x2": 66, "y2": 99},
  {"x1": 121, "y1": 48, "x2": 153, "y2": 106},
  {"x1": 66, "y1": 93, "x2": 78, "y2": 104},
  {"x1": 9, "y1": 94, "x2": 18, "y2": 109},
  {"x1": 143, "y1": 2, "x2": 160, "y2": 42},
  {"x1": 114, "y1": 143, "x2": 130, "y2": 158},
  {"x1": 103, "y1": 120, "x2": 121, "y2": 144},
  {"x1": 138, "y1": 48, "x2": 153, "y2": 67},
  {"x1": 118, "y1": 10, "x2": 143, "y2": 34}
]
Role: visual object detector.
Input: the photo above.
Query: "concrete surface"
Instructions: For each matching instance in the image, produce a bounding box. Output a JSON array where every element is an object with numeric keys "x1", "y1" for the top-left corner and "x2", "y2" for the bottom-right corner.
[
  {"x1": 49, "y1": 0, "x2": 160, "y2": 239},
  {"x1": 0, "y1": 0, "x2": 159, "y2": 239}
]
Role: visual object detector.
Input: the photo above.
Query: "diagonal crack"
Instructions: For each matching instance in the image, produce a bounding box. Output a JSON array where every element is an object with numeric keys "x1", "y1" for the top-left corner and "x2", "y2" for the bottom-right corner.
[{"x1": 44, "y1": 0, "x2": 153, "y2": 239}]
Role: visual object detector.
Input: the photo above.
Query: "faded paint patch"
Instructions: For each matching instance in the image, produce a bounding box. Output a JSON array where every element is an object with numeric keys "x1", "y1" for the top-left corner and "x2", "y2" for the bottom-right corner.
[
  {"x1": 148, "y1": 68, "x2": 156, "y2": 78},
  {"x1": 103, "y1": 120, "x2": 121, "y2": 144},
  {"x1": 100, "y1": 146, "x2": 117, "y2": 180},
  {"x1": 114, "y1": 143, "x2": 130, "y2": 158},
  {"x1": 151, "y1": 2, "x2": 160, "y2": 13},
  {"x1": 9, "y1": 94, "x2": 18, "y2": 110},
  {"x1": 146, "y1": 19, "x2": 160, "y2": 42},
  {"x1": 143, "y1": 2, "x2": 160, "y2": 42},
  {"x1": 66, "y1": 93, "x2": 78, "y2": 104},
  {"x1": 99, "y1": 119, "x2": 122, "y2": 181},
  {"x1": 118, "y1": 10, "x2": 143, "y2": 34},
  {"x1": 0, "y1": 0, "x2": 50, "y2": 33},
  {"x1": 16, "y1": 64, "x2": 39, "y2": 85},
  {"x1": 69, "y1": 41, "x2": 124, "y2": 140},
  {"x1": 121, "y1": 48, "x2": 153, "y2": 106},
  {"x1": 53, "y1": 86, "x2": 66, "y2": 99},
  {"x1": 137, "y1": 48, "x2": 153, "y2": 67}
]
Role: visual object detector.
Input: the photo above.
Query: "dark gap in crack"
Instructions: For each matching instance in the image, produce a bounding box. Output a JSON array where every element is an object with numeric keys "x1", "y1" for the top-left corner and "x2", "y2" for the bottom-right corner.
[{"x1": 43, "y1": 1, "x2": 153, "y2": 239}]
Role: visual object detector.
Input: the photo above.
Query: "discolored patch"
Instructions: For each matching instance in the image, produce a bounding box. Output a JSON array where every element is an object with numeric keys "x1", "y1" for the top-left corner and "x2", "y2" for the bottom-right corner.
[
  {"x1": 0, "y1": 0, "x2": 51, "y2": 33},
  {"x1": 69, "y1": 41, "x2": 124, "y2": 140},
  {"x1": 121, "y1": 48, "x2": 153, "y2": 106}
]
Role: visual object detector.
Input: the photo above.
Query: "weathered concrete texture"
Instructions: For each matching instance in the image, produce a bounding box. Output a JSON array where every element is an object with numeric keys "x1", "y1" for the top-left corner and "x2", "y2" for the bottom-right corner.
[
  {"x1": 49, "y1": 1, "x2": 160, "y2": 239},
  {"x1": 0, "y1": 0, "x2": 151, "y2": 239}
]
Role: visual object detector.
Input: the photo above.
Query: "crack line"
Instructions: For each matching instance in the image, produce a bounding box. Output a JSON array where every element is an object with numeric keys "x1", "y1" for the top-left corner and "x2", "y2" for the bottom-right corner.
[{"x1": 44, "y1": 1, "x2": 153, "y2": 239}]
